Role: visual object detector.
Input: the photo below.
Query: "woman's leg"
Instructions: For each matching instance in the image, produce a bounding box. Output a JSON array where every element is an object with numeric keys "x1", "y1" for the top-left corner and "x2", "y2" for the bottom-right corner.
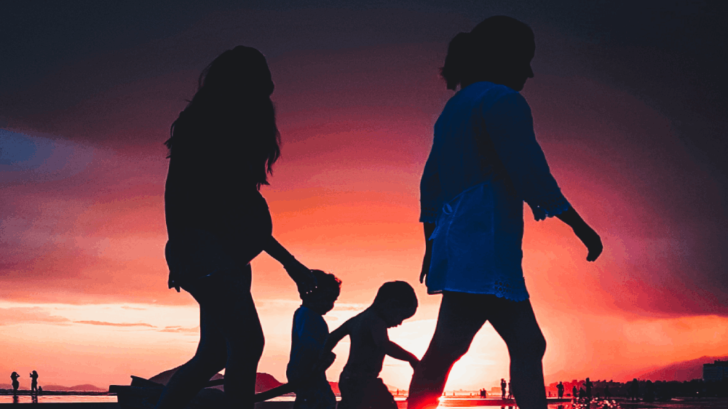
[
  {"x1": 488, "y1": 299, "x2": 547, "y2": 409},
  {"x1": 214, "y1": 265, "x2": 265, "y2": 409},
  {"x1": 154, "y1": 294, "x2": 228, "y2": 409},
  {"x1": 407, "y1": 292, "x2": 488, "y2": 409}
]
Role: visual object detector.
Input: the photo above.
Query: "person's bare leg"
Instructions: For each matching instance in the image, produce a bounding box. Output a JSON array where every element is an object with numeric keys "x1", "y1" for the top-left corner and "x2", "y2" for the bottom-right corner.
[
  {"x1": 155, "y1": 299, "x2": 227, "y2": 409},
  {"x1": 215, "y1": 270, "x2": 264, "y2": 409},
  {"x1": 489, "y1": 299, "x2": 547, "y2": 409},
  {"x1": 407, "y1": 293, "x2": 487, "y2": 409}
]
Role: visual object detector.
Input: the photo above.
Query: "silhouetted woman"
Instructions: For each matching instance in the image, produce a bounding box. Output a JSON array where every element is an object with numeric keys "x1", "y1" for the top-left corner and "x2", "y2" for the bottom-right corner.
[
  {"x1": 158, "y1": 46, "x2": 316, "y2": 409},
  {"x1": 408, "y1": 16, "x2": 603, "y2": 409}
]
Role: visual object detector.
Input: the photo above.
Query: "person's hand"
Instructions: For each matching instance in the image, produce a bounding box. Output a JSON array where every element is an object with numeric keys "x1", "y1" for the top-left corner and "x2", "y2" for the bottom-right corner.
[
  {"x1": 284, "y1": 259, "x2": 317, "y2": 296},
  {"x1": 420, "y1": 246, "x2": 432, "y2": 284},
  {"x1": 409, "y1": 357, "x2": 420, "y2": 371},
  {"x1": 574, "y1": 224, "x2": 603, "y2": 262},
  {"x1": 314, "y1": 352, "x2": 336, "y2": 373}
]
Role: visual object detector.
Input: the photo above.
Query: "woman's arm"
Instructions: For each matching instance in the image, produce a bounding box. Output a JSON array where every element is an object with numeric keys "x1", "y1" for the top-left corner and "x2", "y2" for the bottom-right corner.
[
  {"x1": 556, "y1": 207, "x2": 603, "y2": 262},
  {"x1": 485, "y1": 92, "x2": 602, "y2": 261},
  {"x1": 314, "y1": 322, "x2": 349, "y2": 372},
  {"x1": 263, "y1": 236, "x2": 316, "y2": 295},
  {"x1": 420, "y1": 222, "x2": 436, "y2": 283}
]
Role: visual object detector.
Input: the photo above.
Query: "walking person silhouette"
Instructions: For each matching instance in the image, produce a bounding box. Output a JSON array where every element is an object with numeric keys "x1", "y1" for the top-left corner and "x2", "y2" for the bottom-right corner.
[
  {"x1": 156, "y1": 46, "x2": 316, "y2": 409},
  {"x1": 30, "y1": 370, "x2": 38, "y2": 395},
  {"x1": 407, "y1": 16, "x2": 603, "y2": 409},
  {"x1": 10, "y1": 372, "x2": 20, "y2": 396}
]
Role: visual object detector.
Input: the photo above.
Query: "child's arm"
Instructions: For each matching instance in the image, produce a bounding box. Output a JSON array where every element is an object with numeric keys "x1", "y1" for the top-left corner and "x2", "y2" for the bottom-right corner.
[
  {"x1": 264, "y1": 236, "x2": 316, "y2": 294},
  {"x1": 371, "y1": 320, "x2": 419, "y2": 370},
  {"x1": 315, "y1": 321, "x2": 349, "y2": 371},
  {"x1": 386, "y1": 341, "x2": 420, "y2": 370}
]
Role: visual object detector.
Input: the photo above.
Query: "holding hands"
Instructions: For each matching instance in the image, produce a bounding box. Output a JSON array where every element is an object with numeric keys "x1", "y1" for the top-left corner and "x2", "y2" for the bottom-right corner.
[
  {"x1": 284, "y1": 258, "x2": 318, "y2": 296},
  {"x1": 264, "y1": 236, "x2": 317, "y2": 295}
]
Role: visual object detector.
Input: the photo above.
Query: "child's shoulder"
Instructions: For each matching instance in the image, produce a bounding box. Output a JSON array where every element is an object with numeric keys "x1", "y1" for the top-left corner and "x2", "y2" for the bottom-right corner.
[{"x1": 294, "y1": 306, "x2": 326, "y2": 325}]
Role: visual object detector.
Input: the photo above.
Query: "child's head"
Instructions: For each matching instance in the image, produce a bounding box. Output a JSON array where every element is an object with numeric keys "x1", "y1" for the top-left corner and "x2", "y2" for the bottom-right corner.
[
  {"x1": 301, "y1": 269, "x2": 341, "y2": 315},
  {"x1": 372, "y1": 281, "x2": 418, "y2": 328},
  {"x1": 441, "y1": 16, "x2": 535, "y2": 91}
]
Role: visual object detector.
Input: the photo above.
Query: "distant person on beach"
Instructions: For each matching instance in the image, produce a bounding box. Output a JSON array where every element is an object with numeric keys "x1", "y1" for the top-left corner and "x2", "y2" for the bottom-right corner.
[
  {"x1": 156, "y1": 46, "x2": 316, "y2": 409},
  {"x1": 318, "y1": 281, "x2": 419, "y2": 409},
  {"x1": 557, "y1": 382, "x2": 564, "y2": 399},
  {"x1": 572, "y1": 386, "x2": 577, "y2": 399},
  {"x1": 407, "y1": 15, "x2": 602, "y2": 409},
  {"x1": 585, "y1": 378, "x2": 592, "y2": 400},
  {"x1": 286, "y1": 269, "x2": 341, "y2": 409},
  {"x1": 30, "y1": 370, "x2": 38, "y2": 394},
  {"x1": 11, "y1": 372, "x2": 20, "y2": 395},
  {"x1": 501, "y1": 378, "x2": 507, "y2": 399},
  {"x1": 38, "y1": 386, "x2": 43, "y2": 395},
  {"x1": 629, "y1": 378, "x2": 639, "y2": 401}
]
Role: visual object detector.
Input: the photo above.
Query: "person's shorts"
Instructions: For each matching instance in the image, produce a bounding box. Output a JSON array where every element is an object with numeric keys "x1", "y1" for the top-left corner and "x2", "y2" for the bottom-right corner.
[{"x1": 338, "y1": 373, "x2": 396, "y2": 409}]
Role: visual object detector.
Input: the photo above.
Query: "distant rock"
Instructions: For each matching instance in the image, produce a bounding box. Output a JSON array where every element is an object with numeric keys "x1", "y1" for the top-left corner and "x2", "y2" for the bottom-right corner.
[
  {"x1": 635, "y1": 355, "x2": 728, "y2": 382},
  {"x1": 41, "y1": 384, "x2": 105, "y2": 391}
]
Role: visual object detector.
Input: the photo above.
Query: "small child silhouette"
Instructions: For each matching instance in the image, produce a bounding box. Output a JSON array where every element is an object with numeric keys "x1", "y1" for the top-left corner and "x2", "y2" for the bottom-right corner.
[
  {"x1": 286, "y1": 270, "x2": 341, "y2": 409},
  {"x1": 319, "y1": 281, "x2": 419, "y2": 409}
]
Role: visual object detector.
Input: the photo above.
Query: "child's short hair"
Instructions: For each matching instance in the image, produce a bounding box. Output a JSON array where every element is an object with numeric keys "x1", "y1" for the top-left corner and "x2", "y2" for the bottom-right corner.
[
  {"x1": 372, "y1": 281, "x2": 417, "y2": 310},
  {"x1": 303, "y1": 269, "x2": 341, "y2": 300}
]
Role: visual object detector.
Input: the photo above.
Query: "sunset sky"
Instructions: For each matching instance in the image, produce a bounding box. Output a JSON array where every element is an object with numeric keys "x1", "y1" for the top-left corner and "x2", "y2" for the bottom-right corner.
[{"x1": 1, "y1": 1, "x2": 727, "y2": 392}]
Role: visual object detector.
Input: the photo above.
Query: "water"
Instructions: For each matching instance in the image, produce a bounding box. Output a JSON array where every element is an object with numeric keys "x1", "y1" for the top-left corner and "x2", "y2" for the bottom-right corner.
[
  {"x1": 437, "y1": 399, "x2": 728, "y2": 409},
  {"x1": 0, "y1": 395, "x2": 117, "y2": 404}
]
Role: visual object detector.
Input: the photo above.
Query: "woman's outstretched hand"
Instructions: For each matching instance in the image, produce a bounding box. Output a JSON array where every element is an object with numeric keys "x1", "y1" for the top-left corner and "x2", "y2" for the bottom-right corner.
[
  {"x1": 264, "y1": 236, "x2": 318, "y2": 295},
  {"x1": 574, "y1": 224, "x2": 603, "y2": 262},
  {"x1": 285, "y1": 259, "x2": 317, "y2": 296}
]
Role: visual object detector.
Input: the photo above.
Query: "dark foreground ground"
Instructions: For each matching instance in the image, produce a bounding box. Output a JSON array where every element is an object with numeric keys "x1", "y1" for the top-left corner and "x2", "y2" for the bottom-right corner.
[{"x1": 0, "y1": 397, "x2": 726, "y2": 409}]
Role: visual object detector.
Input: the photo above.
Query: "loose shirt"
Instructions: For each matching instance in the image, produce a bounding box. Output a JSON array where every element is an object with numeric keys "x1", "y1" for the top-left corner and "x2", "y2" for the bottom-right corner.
[{"x1": 420, "y1": 81, "x2": 570, "y2": 300}]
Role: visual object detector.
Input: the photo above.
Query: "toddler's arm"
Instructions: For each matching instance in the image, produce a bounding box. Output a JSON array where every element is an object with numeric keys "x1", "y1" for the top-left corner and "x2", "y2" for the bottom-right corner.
[{"x1": 316, "y1": 321, "x2": 350, "y2": 371}]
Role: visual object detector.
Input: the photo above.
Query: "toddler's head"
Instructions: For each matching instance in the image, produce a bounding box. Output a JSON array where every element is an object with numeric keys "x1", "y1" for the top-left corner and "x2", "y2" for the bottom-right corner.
[
  {"x1": 372, "y1": 281, "x2": 418, "y2": 328},
  {"x1": 301, "y1": 269, "x2": 341, "y2": 315}
]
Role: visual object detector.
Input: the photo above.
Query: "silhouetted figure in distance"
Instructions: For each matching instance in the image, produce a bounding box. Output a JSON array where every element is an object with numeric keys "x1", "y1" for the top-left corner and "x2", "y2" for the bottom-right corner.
[
  {"x1": 508, "y1": 380, "x2": 512, "y2": 399},
  {"x1": 501, "y1": 378, "x2": 507, "y2": 399},
  {"x1": 11, "y1": 372, "x2": 20, "y2": 396},
  {"x1": 37, "y1": 386, "x2": 43, "y2": 396},
  {"x1": 629, "y1": 378, "x2": 639, "y2": 401},
  {"x1": 156, "y1": 46, "x2": 316, "y2": 409},
  {"x1": 318, "y1": 281, "x2": 419, "y2": 409},
  {"x1": 557, "y1": 382, "x2": 564, "y2": 399},
  {"x1": 585, "y1": 377, "x2": 592, "y2": 401},
  {"x1": 572, "y1": 386, "x2": 577, "y2": 399},
  {"x1": 30, "y1": 371, "x2": 38, "y2": 395},
  {"x1": 407, "y1": 15, "x2": 602, "y2": 409}
]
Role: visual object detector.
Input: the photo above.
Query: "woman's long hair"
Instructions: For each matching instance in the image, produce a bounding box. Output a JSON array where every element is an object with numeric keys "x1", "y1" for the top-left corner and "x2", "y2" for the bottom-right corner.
[
  {"x1": 441, "y1": 16, "x2": 534, "y2": 90},
  {"x1": 165, "y1": 46, "x2": 280, "y2": 188}
]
